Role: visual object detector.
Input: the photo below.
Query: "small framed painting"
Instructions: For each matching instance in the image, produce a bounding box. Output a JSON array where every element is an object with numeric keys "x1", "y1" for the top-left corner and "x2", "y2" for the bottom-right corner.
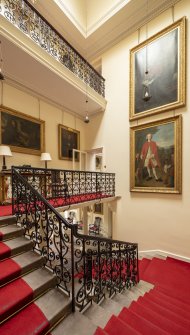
[
  {"x1": 130, "y1": 115, "x2": 182, "y2": 194},
  {"x1": 58, "y1": 124, "x2": 80, "y2": 160}
]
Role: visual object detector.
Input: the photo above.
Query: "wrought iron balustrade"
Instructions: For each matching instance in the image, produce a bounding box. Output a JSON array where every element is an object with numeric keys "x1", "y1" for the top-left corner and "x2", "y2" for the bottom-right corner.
[
  {"x1": 13, "y1": 166, "x2": 115, "y2": 208},
  {"x1": 0, "y1": 0, "x2": 105, "y2": 97},
  {"x1": 12, "y1": 167, "x2": 138, "y2": 312}
]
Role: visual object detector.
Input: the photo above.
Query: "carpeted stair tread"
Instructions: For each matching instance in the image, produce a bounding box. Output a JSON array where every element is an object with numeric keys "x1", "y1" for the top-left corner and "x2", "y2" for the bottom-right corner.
[
  {"x1": 137, "y1": 295, "x2": 190, "y2": 329},
  {"x1": 138, "y1": 258, "x2": 151, "y2": 278},
  {"x1": 35, "y1": 287, "x2": 71, "y2": 326},
  {"x1": 155, "y1": 284, "x2": 190, "y2": 304},
  {"x1": 0, "y1": 302, "x2": 50, "y2": 335},
  {"x1": 0, "y1": 267, "x2": 57, "y2": 323},
  {"x1": 0, "y1": 224, "x2": 24, "y2": 241},
  {"x1": 153, "y1": 286, "x2": 190, "y2": 309},
  {"x1": 0, "y1": 241, "x2": 11, "y2": 260},
  {"x1": 21, "y1": 267, "x2": 57, "y2": 297},
  {"x1": 142, "y1": 257, "x2": 190, "y2": 295},
  {"x1": 84, "y1": 303, "x2": 113, "y2": 328},
  {"x1": 166, "y1": 256, "x2": 190, "y2": 269},
  {"x1": 118, "y1": 307, "x2": 170, "y2": 335},
  {"x1": 0, "y1": 277, "x2": 33, "y2": 322},
  {"x1": 0, "y1": 236, "x2": 33, "y2": 260},
  {"x1": 140, "y1": 257, "x2": 166, "y2": 283},
  {"x1": 129, "y1": 300, "x2": 190, "y2": 335},
  {"x1": 0, "y1": 215, "x2": 16, "y2": 226},
  {"x1": 147, "y1": 289, "x2": 190, "y2": 318},
  {"x1": 0, "y1": 251, "x2": 45, "y2": 286},
  {"x1": 50, "y1": 310, "x2": 97, "y2": 335},
  {"x1": 104, "y1": 315, "x2": 141, "y2": 335},
  {"x1": 0, "y1": 258, "x2": 21, "y2": 286}
]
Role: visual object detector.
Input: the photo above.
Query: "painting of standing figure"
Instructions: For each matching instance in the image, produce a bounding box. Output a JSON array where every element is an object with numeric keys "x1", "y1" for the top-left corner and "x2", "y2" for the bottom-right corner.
[{"x1": 130, "y1": 116, "x2": 182, "y2": 194}]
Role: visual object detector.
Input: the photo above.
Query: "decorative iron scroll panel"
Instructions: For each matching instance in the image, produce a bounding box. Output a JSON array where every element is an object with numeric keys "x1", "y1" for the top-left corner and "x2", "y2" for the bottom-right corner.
[
  {"x1": 12, "y1": 167, "x2": 138, "y2": 312},
  {"x1": 12, "y1": 166, "x2": 115, "y2": 207},
  {"x1": 74, "y1": 237, "x2": 138, "y2": 311},
  {"x1": 12, "y1": 168, "x2": 73, "y2": 295},
  {"x1": 0, "y1": 0, "x2": 105, "y2": 97}
]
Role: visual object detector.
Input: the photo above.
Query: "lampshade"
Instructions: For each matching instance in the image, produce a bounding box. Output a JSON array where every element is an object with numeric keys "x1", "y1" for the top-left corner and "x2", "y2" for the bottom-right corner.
[
  {"x1": 0, "y1": 145, "x2": 12, "y2": 157},
  {"x1": 40, "y1": 152, "x2": 52, "y2": 161}
]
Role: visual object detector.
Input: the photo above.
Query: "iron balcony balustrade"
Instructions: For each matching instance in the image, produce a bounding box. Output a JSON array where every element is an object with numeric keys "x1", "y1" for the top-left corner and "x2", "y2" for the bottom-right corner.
[
  {"x1": 12, "y1": 166, "x2": 115, "y2": 208},
  {"x1": 12, "y1": 167, "x2": 139, "y2": 312},
  {"x1": 0, "y1": 0, "x2": 105, "y2": 97}
]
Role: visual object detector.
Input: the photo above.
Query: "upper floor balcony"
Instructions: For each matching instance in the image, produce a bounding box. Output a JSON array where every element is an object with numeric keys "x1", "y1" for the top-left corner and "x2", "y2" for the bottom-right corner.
[{"x1": 0, "y1": 0, "x2": 106, "y2": 118}]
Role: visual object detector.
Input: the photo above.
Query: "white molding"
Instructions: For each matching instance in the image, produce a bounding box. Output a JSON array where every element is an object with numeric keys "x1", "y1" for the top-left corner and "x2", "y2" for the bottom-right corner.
[{"x1": 139, "y1": 249, "x2": 190, "y2": 263}]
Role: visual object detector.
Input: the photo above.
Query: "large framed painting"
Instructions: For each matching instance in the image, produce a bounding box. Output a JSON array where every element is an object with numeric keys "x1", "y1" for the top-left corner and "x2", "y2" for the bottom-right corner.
[
  {"x1": 58, "y1": 124, "x2": 80, "y2": 160},
  {"x1": 130, "y1": 115, "x2": 182, "y2": 194},
  {"x1": 129, "y1": 17, "x2": 186, "y2": 120},
  {"x1": 0, "y1": 105, "x2": 45, "y2": 155}
]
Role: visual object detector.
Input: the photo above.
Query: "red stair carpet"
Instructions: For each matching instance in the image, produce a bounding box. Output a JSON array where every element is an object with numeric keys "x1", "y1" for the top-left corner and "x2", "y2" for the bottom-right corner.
[
  {"x1": 94, "y1": 256, "x2": 190, "y2": 335},
  {"x1": 0, "y1": 303, "x2": 49, "y2": 335}
]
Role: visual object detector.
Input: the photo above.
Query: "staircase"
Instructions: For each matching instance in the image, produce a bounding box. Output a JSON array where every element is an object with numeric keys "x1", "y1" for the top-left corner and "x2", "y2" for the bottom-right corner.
[
  {"x1": 0, "y1": 215, "x2": 72, "y2": 335},
  {"x1": 0, "y1": 214, "x2": 150, "y2": 335},
  {"x1": 94, "y1": 255, "x2": 190, "y2": 335},
  {"x1": 1, "y1": 214, "x2": 190, "y2": 335}
]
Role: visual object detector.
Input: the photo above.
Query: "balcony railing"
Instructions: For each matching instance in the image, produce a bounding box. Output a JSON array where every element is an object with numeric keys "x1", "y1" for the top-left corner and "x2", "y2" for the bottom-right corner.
[
  {"x1": 0, "y1": 0, "x2": 105, "y2": 97},
  {"x1": 12, "y1": 166, "x2": 115, "y2": 208}
]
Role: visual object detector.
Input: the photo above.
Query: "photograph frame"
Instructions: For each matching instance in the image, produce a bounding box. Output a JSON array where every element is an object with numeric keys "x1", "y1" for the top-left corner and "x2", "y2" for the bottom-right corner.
[
  {"x1": 58, "y1": 124, "x2": 80, "y2": 160},
  {"x1": 130, "y1": 115, "x2": 182, "y2": 194},
  {"x1": 0, "y1": 105, "x2": 45, "y2": 155},
  {"x1": 129, "y1": 17, "x2": 186, "y2": 121}
]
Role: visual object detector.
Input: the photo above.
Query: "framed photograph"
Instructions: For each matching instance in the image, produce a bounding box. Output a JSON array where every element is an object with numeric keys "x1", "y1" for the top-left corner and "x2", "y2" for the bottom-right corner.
[
  {"x1": 130, "y1": 115, "x2": 182, "y2": 194},
  {"x1": 94, "y1": 203, "x2": 103, "y2": 214},
  {"x1": 130, "y1": 17, "x2": 186, "y2": 120},
  {"x1": 58, "y1": 124, "x2": 80, "y2": 160},
  {"x1": 0, "y1": 105, "x2": 45, "y2": 155}
]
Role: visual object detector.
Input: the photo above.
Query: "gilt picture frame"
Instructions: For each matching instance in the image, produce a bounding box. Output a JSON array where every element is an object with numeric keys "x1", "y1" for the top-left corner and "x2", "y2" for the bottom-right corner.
[
  {"x1": 94, "y1": 203, "x2": 103, "y2": 215},
  {"x1": 130, "y1": 115, "x2": 182, "y2": 194},
  {"x1": 0, "y1": 105, "x2": 45, "y2": 155},
  {"x1": 58, "y1": 124, "x2": 80, "y2": 160},
  {"x1": 129, "y1": 17, "x2": 186, "y2": 120}
]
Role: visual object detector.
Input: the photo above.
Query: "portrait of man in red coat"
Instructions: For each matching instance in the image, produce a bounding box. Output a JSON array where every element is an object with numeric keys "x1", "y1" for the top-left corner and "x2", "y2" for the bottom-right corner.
[{"x1": 140, "y1": 133, "x2": 162, "y2": 181}]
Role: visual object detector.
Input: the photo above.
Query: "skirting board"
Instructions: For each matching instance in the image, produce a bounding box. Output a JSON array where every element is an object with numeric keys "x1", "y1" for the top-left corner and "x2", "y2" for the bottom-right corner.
[{"x1": 139, "y1": 249, "x2": 190, "y2": 263}]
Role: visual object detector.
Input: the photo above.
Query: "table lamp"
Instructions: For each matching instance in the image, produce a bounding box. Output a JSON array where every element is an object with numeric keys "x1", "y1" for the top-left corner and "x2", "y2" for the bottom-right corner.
[
  {"x1": 0, "y1": 145, "x2": 12, "y2": 170},
  {"x1": 40, "y1": 152, "x2": 52, "y2": 169}
]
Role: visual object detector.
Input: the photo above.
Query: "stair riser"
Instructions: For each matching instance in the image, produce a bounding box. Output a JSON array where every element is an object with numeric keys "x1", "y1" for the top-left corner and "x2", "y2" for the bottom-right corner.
[
  {"x1": 0, "y1": 242, "x2": 34, "y2": 261},
  {"x1": 0, "y1": 257, "x2": 45, "y2": 287},
  {"x1": 0, "y1": 216, "x2": 16, "y2": 226},
  {"x1": 0, "y1": 229, "x2": 24, "y2": 241}
]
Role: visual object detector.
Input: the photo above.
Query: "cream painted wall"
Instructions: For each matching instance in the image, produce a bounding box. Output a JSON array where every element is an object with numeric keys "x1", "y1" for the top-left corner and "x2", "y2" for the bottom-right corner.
[
  {"x1": 0, "y1": 82, "x2": 86, "y2": 170},
  {"x1": 86, "y1": 0, "x2": 190, "y2": 257}
]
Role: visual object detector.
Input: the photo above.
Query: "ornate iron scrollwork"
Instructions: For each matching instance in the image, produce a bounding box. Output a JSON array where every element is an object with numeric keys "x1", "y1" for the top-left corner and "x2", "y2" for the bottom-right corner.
[
  {"x1": 1, "y1": 0, "x2": 105, "y2": 97},
  {"x1": 12, "y1": 167, "x2": 138, "y2": 312}
]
